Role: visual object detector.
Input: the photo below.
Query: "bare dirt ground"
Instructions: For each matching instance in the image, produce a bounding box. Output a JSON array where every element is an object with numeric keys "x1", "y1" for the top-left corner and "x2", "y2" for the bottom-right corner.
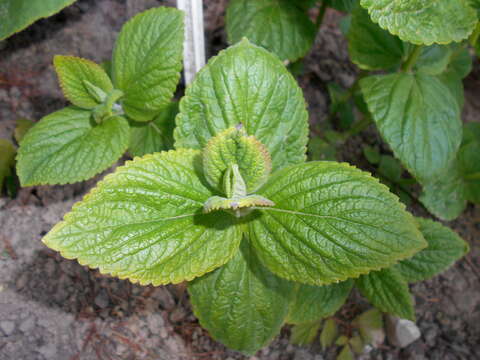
[{"x1": 0, "y1": 1, "x2": 479, "y2": 359}]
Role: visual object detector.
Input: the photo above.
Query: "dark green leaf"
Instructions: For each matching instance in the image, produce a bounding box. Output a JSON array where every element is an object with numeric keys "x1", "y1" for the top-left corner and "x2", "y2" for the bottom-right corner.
[
  {"x1": 321, "y1": 318, "x2": 339, "y2": 349},
  {"x1": 290, "y1": 321, "x2": 322, "y2": 345},
  {"x1": 356, "y1": 268, "x2": 415, "y2": 321},
  {"x1": 396, "y1": 218, "x2": 469, "y2": 282},
  {"x1": 226, "y1": 0, "x2": 316, "y2": 61},
  {"x1": 189, "y1": 240, "x2": 292, "y2": 355}
]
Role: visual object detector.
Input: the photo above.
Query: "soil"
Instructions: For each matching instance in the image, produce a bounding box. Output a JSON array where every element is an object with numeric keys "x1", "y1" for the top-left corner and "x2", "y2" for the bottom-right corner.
[{"x1": 0, "y1": 1, "x2": 479, "y2": 359}]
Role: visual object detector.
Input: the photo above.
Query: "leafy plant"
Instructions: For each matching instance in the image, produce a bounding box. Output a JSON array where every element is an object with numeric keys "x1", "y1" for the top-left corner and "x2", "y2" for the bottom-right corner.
[
  {"x1": 41, "y1": 39, "x2": 469, "y2": 355},
  {"x1": 0, "y1": 0, "x2": 78, "y2": 40},
  {"x1": 225, "y1": 0, "x2": 480, "y2": 221},
  {"x1": 15, "y1": 7, "x2": 184, "y2": 186}
]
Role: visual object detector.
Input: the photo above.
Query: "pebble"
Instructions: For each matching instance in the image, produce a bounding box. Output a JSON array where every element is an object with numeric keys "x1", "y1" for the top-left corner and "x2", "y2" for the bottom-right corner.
[
  {"x1": 386, "y1": 316, "x2": 421, "y2": 348},
  {"x1": 0, "y1": 320, "x2": 15, "y2": 336}
]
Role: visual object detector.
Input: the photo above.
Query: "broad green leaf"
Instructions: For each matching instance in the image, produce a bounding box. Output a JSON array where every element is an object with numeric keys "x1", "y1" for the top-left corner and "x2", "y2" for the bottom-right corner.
[
  {"x1": 287, "y1": 280, "x2": 353, "y2": 324},
  {"x1": 360, "y1": 73, "x2": 462, "y2": 182},
  {"x1": 0, "y1": 139, "x2": 16, "y2": 189},
  {"x1": 396, "y1": 218, "x2": 469, "y2": 283},
  {"x1": 175, "y1": 40, "x2": 309, "y2": 171},
  {"x1": 54, "y1": 55, "x2": 114, "y2": 109},
  {"x1": 349, "y1": 335, "x2": 365, "y2": 354},
  {"x1": 327, "y1": 83, "x2": 354, "y2": 130},
  {"x1": 420, "y1": 162, "x2": 467, "y2": 221},
  {"x1": 189, "y1": 240, "x2": 291, "y2": 355},
  {"x1": 203, "y1": 127, "x2": 271, "y2": 194},
  {"x1": 16, "y1": 107, "x2": 129, "y2": 186},
  {"x1": 352, "y1": 308, "x2": 384, "y2": 346},
  {"x1": 290, "y1": 321, "x2": 322, "y2": 346},
  {"x1": 0, "y1": 0, "x2": 77, "y2": 40},
  {"x1": 359, "y1": 0, "x2": 478, "y2": 45},
  {"x1": 248, "y1": 161, "x2": 426, "y2": 285},
  {"x1": 112, "y1": 7, "x2": 184, "y2": 121},
  {"x1": 363, "y1": 145, "x2": 380, "y2": 165},
  {"x1": 13, "y1": 118, "x2": 34, "y2": 143},
  {"x1": 321, "y1": 318, "x2": 338, "y2": 350},
  {"x1": 347, "y1": 6, "x2": 405, "y2": 70},
  {"x1": 43, "y1": 149, "x2": 242, "y2": 285},
  {"x1": 128, "y1": 102, "x2": 178, "y2": 157},
  {"x1": 415, "y1": 45, "x2": 452, "y2": 76},
  {"x1": 458, "y1": 123, "x2": 480, "y2": 203},
  {"x1": 356, "y1": 268, "x2": 415, "y2": 321},
  {"x1": 226, "y1": 0, "x2": 316, "y2": 61}
]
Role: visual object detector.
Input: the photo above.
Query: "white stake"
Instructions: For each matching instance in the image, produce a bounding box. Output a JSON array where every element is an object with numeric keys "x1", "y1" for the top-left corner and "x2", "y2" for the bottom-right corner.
[{"x1": 177, "y1": 0, "x2": 206, "y2": 85}]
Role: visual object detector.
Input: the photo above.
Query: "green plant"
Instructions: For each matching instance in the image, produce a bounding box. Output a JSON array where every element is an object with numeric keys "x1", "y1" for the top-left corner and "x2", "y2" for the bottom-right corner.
[
  {"x1": 42, "y1": 39, "x2": 468, "y2": 355},
  {"x1": 225, "y1": 0, "x2": 480, "y2": 221},
  {"x1": 15, "y1": 7, "x2": 184, "y2": 186},
  {"x1": 0, "y1": 0, "x2": 79, "y2": 40}
]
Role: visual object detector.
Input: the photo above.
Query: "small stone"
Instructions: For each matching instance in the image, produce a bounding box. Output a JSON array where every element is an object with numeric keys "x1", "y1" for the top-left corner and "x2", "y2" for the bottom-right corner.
[
  {"x1": 94, "y1": 289, "x2": 110, "y2": 308},
  {"x1": 169, "y1": 308, "x2": 186, "y2": 322},
  {"x1": 386, "y1": 316, "x2": 421, "y2": 348},
  {"x1": 19, "y1": 317, "x2": 35, "y2": 333},
  {"x1": 0, "y1": 320, "x2": 15, "y2": 336}
]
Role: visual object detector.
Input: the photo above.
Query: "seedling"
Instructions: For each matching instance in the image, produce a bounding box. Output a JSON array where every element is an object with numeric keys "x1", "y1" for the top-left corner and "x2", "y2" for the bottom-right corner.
[
  {"x1": 15, "y1": 7, "x2": 184, "y2": 186},
  {"x1": 42, "y1": 40, "x2": 468, "y2": 355}
]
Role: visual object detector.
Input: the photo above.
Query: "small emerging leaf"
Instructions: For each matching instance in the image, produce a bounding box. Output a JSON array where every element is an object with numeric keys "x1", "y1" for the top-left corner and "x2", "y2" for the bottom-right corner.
[
  {"x1": 321, "y1": 318, "x2": 339, "y2": 350},
  {"x1": 203, "y1": 126, "x2": 271, "y2": 194},
  {"x1": 349, "y1": 335, "x2": 365, "y2": 354},
  {"x1": 189, "y1": 239, "x2": 292, "y2": 355},
  {"x1": 16, "y1": 107, "x2": 130, "y2": 186},
  {"x1": 287, "y1": 280, "x2": 353, "y2": 324},
  {"x1": 14, "y1": 118, "x2": 34, "y2": 144},
  {"x1": 396, "y1": 218, "x2": 469, "y2": 283},
  {"x1": 356, "y1": 268, "x2": 415, "y2": 321},
  {"x1": 290, "y1": 321, "x2": 322, "y2": 346},
  {"x1": 352, "y1": 308, "x2": 384, "y2": 346},
  {"x1": 43, "y1": 149, "x2": 242, "y2": 285},
  {"x1": 337, "y1": 345, "x2": 354, "y2": 360},
  {"x1": 129, "y1": 102, "x2": 178, "y2": 157},
  {"x1": 54, "y1": 55, "x2": 114, "y2": 109},
  {"x1": 0, "y1": 139, "x2": 16, "y2": 190}
]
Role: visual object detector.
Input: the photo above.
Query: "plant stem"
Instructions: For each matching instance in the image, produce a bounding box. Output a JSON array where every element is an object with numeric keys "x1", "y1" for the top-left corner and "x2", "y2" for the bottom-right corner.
[
  {"x1": 315, "y1": 1, "x2": 328, "y2": 30},
  {"x1": 470, "y1": 22, "x2": 480, "y2": 48},
  {"x1": 401, "y1": 45, "x2": 422, "y2": 72},
  {"x1": 343, "y1": 115, "x2": 373, "y2": 140}
]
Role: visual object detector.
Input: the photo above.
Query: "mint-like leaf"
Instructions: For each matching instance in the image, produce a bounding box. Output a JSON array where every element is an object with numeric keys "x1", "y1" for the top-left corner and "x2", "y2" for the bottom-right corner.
[
  {"x1": 290, "y1": 321, "x2": 322, "y2": 345},
  {"x1": 360, "y1": 0, "x2": 478, "y2": 45},
  {"x1": 287, "y1": 280, "x2": 353, "y2": 324},
  {"x1": 189, "y1": 239, "x2": 291, "y2": 355},
  {"x1": 203, "y1": 127, "x2": 272, "y2": 194},
  {"x1": 226, "y1": 0, "x2": 316, "y2": 61},
  {"x1": 396, "y1": 218, "x2": 469, "y2": 283},
  {"x1": 129, "y1": 102, "x2": 178, "y2": 157},
  {"x1": 249, "y1": 161, "x2": 427, "y2": 285},
  {"x1": 43, "y1": 149, "x2": 242, "y2": 285},
  {"x1": 54, "y1": 55, "x2": 114, "y2": 109},
  {"x1": 0, "y1": 0, "x2": 76, "y2": 40},
  {"x1": 347, "y1": 6, "x2": 405, "y2": 70},
  {"x1": 16, "y1": 107, "x2": 129, "y2": 186},
  {"x1": 361, "y1": 73, "x2": 462, "y2": 182},
  {"x1": 112, "y1": 8, "x2": 184, "y2": 121},
  {"x1": 356, "y1": 267, "x2": 415, "y2": 321},
  {"x1": 175, "y1": 39, "x2": 309, "y2": 172}
]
